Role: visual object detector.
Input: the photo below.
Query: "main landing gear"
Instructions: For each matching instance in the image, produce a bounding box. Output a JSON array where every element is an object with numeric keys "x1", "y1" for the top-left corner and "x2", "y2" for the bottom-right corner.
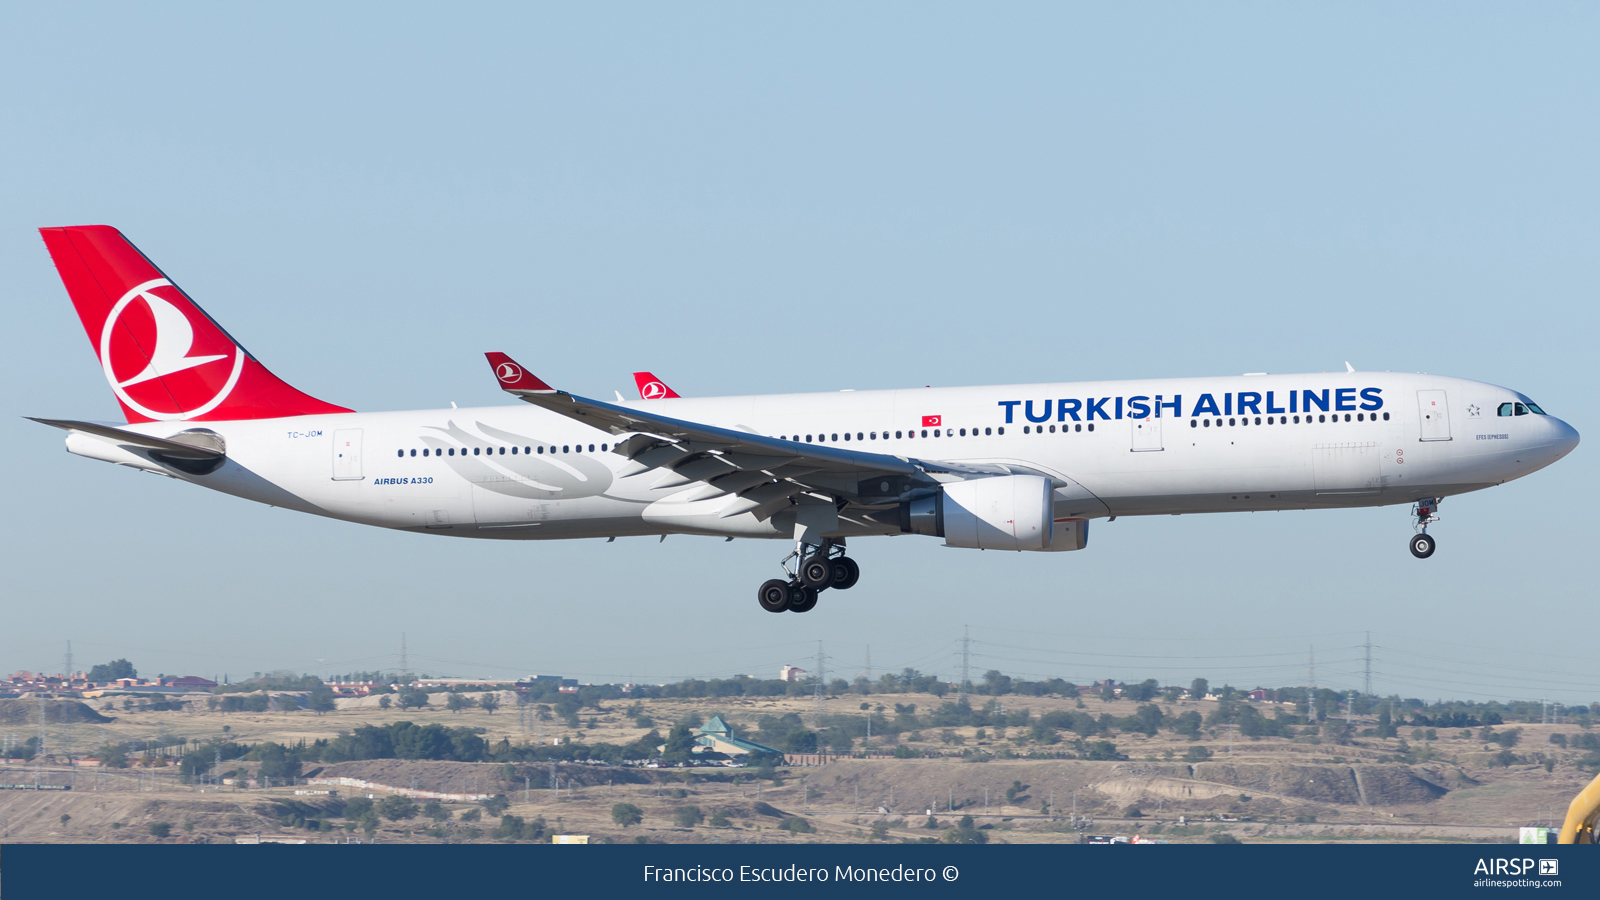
[
  {"x1": 756, "y1": 539, "x2": 860, "y2": 613},
  {"x1": 1409, "y1": 497, "x2": 1440, "y2": 559}
]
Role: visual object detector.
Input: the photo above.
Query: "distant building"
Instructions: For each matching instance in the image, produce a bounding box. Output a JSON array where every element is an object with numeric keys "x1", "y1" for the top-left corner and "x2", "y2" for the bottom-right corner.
[
  {"x1": 1247, "y1": 690, "x2": 1269, "y2": 702},
  {"x1": 162, "y1": 675, "x2": 217, "y2": 691},
  {"x1": 779, "y1": 665, "x2": 807, "y2": 682},
  {"x1": 691, "y1": 717, "x2": 781, "y2": 761}
]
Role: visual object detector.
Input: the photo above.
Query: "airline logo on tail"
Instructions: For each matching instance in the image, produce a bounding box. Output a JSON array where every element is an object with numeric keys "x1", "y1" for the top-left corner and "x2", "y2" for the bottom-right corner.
[
  {"x1": 633, "y1": 372, "x2": 679, "y2": 400},
  {"x1": 102, "y1": 279, "x2": 244, "y2": 420},
  {"x1": 40, "y1": 225, "x2": 352, "y2": 423}
]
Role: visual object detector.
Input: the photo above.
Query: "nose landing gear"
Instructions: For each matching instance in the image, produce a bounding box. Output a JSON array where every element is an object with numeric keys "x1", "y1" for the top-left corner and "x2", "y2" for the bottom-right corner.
[
  {"x1": 755, "y1": 539, "x2": 860, "y2": 613},
  {"x1": 1408, "y1": 498, "x2": 1440, "y2": 559}
]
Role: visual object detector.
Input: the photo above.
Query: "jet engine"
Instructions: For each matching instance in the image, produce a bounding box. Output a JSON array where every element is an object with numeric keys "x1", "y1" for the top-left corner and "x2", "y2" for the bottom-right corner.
[{"x1": 899, "y1": 474, "x2": 1055, "y2": 551}]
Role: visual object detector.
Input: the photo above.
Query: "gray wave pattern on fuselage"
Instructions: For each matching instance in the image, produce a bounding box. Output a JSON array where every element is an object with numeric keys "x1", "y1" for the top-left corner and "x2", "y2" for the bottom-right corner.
[{"x1": 419, "y1": 420, "x2": 615, "y2": 500}]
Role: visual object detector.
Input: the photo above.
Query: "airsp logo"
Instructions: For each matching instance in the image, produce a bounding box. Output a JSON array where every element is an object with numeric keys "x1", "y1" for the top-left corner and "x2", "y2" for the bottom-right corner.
[
  {"x1": 101, "y1": 278, "x2": 243, "y2": 421},
  {"x1": 496, "y1": 362, "x2": 523, "y2": 384},
  {"x1": 640, "y1": 380, "x2": 669, "y2": 400}
]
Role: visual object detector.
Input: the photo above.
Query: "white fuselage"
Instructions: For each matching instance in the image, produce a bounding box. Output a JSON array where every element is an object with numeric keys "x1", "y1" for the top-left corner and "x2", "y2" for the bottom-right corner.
[{"x1": 71, "y1": 371, "x2": 1578, "y2": 544}]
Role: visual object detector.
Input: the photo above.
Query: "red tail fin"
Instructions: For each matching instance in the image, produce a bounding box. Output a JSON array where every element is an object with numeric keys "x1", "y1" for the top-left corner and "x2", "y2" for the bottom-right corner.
[
  {"x1": 632, "y1": 372, "x2": 680, "y2": 399},
  {"x1": 39, "y1": 226, "x2": 350, "y2": 423}
]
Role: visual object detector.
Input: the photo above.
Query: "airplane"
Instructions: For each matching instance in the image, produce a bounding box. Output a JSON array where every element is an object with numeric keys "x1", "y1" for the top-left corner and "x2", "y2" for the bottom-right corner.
[
  {"x1": 32, "y1": 226, "x2": 1581, "y2": 614},
  {"x1": 633, "y1": 372, "x2": 680, "y2": 400}
]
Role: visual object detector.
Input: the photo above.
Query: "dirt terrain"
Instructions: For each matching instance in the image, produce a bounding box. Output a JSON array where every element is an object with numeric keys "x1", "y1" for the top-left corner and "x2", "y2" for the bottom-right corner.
[{"x1": 0, "y1": 690, "x2": 1588, "y2": 844}]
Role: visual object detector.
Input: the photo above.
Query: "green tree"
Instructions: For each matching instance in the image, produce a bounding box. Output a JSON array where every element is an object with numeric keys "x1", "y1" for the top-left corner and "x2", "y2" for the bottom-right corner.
[
  {"x1": 308, "y1": 691, "x2": 336, "y2": 715},
  {"x1": 942, "y1": 814, "x2": 986, "y2": 844},
  {"x1": 660, "y1": 723, "x2": 699, "y2": 763},
  {"x1": 422, "y1": 801, "x2": 451, "y2": 822},
  {"x1": 1183, "y1": 745, "x2": 1213, "y2": 762},
  {"x1": 612, "y1": 803, "x2": 643, "y2": 827},
  {"x1": 342, "y1": 797, "x2": 374, "y2": 819},
  {"x1": 446, "y1": 693, "x2": 469, "y2": 713},
  {"x1": 674, "y1": 805, "x2": 704, "y2": 827},
  {"x1": 1190, "y1": 678, "x2": 1209, "y2": 700},
  {"x1": 88, "y1": 659, "x2": 136, "y2": 682},
  {"x1": 360, "y1": 811, "x2": 379, "y2": 836},
  {"x1": 398, "y1": 689, "x2": 429, "y2": 710},
  {"x1": 780, "y1": 816, "x2": 814, "y2": 834},
  {"x1": 148, "y1": 821, "x2": 172, "y2": 839},
  {"x1": 377, "y1": 795, "x2": 418, "y2": 821},
  {"x1": 709, "y1": 810, "x2": 731, "y2": 828},
  {"x1": 482, "y1": 794, "x2": 511, "y2": 816},
  {"x1": 1377, "y1": 704, "x2": 1396, "y2": 738},
  {"x1": 479, "y1": 693, "x2": 501, "y2": 715}
]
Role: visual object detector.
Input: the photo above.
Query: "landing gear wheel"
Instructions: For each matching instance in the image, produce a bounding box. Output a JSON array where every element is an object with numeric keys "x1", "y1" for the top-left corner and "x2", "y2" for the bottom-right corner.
[
  {"x1": 830, "y1": 556, "x2": 860, "y2": 590},
  {"x1": 799, "y1": 554, "x2": 834, "y2": 590},
  {"x1": 758, "y1": 579, "x2": 793, "y2": 612},
  {"x1": 788, "y1": 585, "x2": 819, "y2": 613},
  {"x1": 1409, "y1": 534, "x2": 1436, "y2": 559}
]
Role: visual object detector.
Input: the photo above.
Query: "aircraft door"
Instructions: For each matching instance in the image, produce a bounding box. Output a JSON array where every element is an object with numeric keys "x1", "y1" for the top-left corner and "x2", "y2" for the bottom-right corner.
[
  {"x1": 1417, "y1": 390, "x2": 1452, "y2": 442},
  {"x1": 332, "y1": 429, "x2": 364, "y2": 480},
  {"x1": 1131, "y1": 416, "x2": 1163, "y2": 451}
]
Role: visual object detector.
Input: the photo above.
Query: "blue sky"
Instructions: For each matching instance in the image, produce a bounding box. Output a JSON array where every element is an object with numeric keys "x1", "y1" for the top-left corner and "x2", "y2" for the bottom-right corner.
[{"x1": 2, "y1": 4, "x2": 1595, "y2": 703}]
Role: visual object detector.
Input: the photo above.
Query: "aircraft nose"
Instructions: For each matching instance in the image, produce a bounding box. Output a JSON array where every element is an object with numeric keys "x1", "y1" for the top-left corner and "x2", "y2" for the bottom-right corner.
[{"x1": 1550, "y1": 417, "x2": 1581, "y2": 458}]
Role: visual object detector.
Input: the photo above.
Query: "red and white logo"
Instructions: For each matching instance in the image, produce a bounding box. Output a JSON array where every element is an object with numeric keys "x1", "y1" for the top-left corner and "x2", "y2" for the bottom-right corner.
[
  {"x1": 922, "y1": 415, "x2": 942, "y2": 427},
  {"x1": 101, "y1": 279, "x2": 243, "y2": 421},
  {"x1": 496, "y1": 362, "x2": 523, "y2": 384},
  {"x1": 640, "y1": 380, "x2": 669, "y2": 400}
]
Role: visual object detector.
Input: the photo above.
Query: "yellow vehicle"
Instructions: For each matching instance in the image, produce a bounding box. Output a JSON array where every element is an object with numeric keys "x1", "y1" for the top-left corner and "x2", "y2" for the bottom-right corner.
[{"x1": 1559, "y1": 770, "x2": 1600, "y2": 843}]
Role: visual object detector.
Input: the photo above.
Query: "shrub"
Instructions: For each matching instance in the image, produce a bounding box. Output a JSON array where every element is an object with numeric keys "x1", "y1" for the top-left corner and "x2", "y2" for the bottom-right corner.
[
  {"x1": 780, "y1": 816, "x2": 814, "y2": 834},
  {"x1": 1210, "y1": 833, "x2": 1241, "y2": 844},
  {"x1": 674, "y1": 806, "x2": 703, "y2": 827},
  {"x1": 148, "y1": 821, "x2": 171, "y2": 839},
  {"x1": 612, "y1": 803, "x2": 643, "y2": 827}
]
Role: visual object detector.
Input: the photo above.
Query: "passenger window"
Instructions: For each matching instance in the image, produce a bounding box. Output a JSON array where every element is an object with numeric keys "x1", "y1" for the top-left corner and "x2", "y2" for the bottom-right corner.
[
  {"x1": 1203, "y1": 419, "x2": 1210, "y2": 427},
  {"x1": 831, "y1": 433, "x2": 838, "y2": 442},
  {"x1": 536, "y1": 446, "x2": 543, "y2": 454},
  {"x1": 1075, "y1": 424, "x2": 1081, "y2": 432},
  {"x1": 448, "y1": 448, "x2": 455, "y2": 456},
  {"x1": 920, "y1": 430, "x2": 927, "y2": 438},
  {"x1": 589, "y1": 444, "x2": 595, "y2": 452},
  {"x1": 984, "y1": 428, "x2": 991, "y2": 435},
  {"x1": 562, "y1": 445, "x2": 569, "y2": 453},
  {"x1": 998, "y1": 427, "x2": 1005, "y2": 435},
  {"x1": 409, "y1": 448, "x2": 416, "y2": 457},
  {"x1": 857, "y1": 432, "x2": 863, "y2": 440},
  {"x1": 1254, "y1": 417, "x2": 1261, "y2": 425},
  {"x1": 601, "y1": 444, "x2": 608, "y2": 451},
  {"x1": 1023, "y1": 426, "x2": 1030, "y2": 434},
  {"x1": 1049, "y1": 425, "x2": 1056, "y2": 433},
  {"x1": 895, "y1": 431, "x2": 903, "y2": 438},
  {"x1": 396, "y1": 449, "x2": 403, "y2": 457},
  {"x1": 1191, "y1": 420, "x2": 1198, "y2": 428},
  {"x1": 1085, "y1": 424, "x2": 1091, "y2": 432},
  {"x1": 806, "y1": 435, "x2": 813, "y2": 442},
  {"x1": 1229, "y1": 418, "x2": 1235, "y2": 426},
  {"x1": 473, "y1": 447, "x2": 480, "y2": 455}
]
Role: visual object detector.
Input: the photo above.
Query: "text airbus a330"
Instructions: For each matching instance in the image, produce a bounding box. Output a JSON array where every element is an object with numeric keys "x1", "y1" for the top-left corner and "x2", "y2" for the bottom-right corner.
[{"x1": 33, "y1": 227, "x2": 1579, "y2": 612}]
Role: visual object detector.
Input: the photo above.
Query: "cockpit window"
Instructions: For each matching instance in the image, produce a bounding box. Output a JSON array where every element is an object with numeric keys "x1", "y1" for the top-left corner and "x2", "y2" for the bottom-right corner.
[
  {"x1": 1525, "y1": 400, "x2": 1547, "y2": 415},
  {"x1": 1497, "y1": 402, "x2": 1514, "y2": 416}
]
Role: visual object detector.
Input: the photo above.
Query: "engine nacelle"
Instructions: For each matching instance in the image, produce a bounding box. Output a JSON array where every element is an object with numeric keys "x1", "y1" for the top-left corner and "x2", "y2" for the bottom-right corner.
[{"x1": 900, "y1": 474, "x2": 1055, "y2": 551}]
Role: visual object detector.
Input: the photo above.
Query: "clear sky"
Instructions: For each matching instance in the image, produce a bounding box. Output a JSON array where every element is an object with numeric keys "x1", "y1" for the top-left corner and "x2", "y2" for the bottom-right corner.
[{"x1": 2, "y1": 4, "x2": 1595, "y2": 703}]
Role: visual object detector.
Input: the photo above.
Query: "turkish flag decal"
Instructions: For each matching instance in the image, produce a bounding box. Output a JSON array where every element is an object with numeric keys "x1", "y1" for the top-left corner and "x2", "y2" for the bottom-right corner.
[{"x1": 922, "y1": 415, "x2": 942, "y2": 427}]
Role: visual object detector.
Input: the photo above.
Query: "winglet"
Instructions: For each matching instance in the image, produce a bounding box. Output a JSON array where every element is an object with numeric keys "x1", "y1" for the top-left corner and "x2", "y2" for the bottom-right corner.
[
  {"x1": 1344, "y1": 361, "x2": 1355, "y2": 373},
  {"x1": 632, "y1": 372, "x2": 680, "y2": 400},
  {"x1": 484, "y1": 352, "x2": 554, "y2": 393}
]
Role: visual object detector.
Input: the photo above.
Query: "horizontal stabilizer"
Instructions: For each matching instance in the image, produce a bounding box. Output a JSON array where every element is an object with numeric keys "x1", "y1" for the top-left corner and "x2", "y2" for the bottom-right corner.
[{"x1": 27, "y1": 417, "x2": 224, "y2": 459}]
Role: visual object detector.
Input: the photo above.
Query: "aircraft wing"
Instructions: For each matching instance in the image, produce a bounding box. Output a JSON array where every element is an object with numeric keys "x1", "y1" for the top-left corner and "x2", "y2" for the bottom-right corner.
[{"x1": 484, "y1": 352, "x2": 1014, "y2": 516}]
